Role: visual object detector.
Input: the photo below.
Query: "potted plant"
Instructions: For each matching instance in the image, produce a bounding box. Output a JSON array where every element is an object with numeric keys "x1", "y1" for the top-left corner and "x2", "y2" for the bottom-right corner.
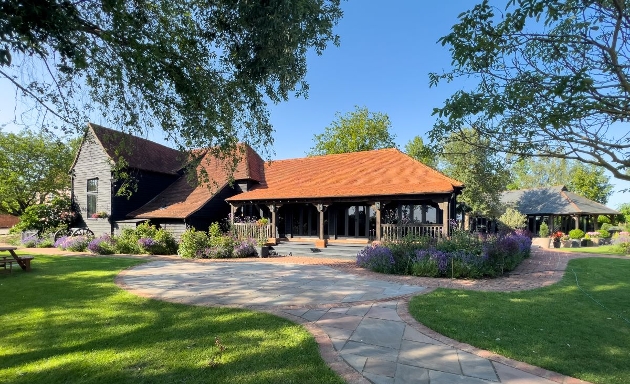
[
  {"x1": 581, "y1": 233, "x2": 592, "y2": 247},
  {"x1": 568, "y1": 229, "x2": 585, "y2": 247},
  {"x1": 551, "y1": 231, "x2": 563, "y2": 248},
  {"x1": 91, "y1": 211, "x2": 108, "y2": 219},
  {"x1": 587, "y1": 231, "x2": 601, "y2": 245}
]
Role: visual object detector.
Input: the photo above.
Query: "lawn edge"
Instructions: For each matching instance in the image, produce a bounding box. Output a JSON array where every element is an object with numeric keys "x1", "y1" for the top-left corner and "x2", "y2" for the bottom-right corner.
[{"x1": 398, "y1": 292, "x2": 592, "y2": 384}]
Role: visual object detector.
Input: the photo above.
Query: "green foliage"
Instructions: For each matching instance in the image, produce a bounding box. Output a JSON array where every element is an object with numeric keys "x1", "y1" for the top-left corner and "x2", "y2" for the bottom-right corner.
[
  {"x1": 539, "y1": 222, "x2": 549, "y2": 238},
  {"x1": 567, "y1": 163, "x2": 614, "y2": 204},
  {"x1": 308, "y1": 106, "x2": 397, "y2": 156},
  {"x1": 11, "y1": 195, "x2": 75, "y2": 234},
  {"x1": 404, "y1": 136, "x2": 437, "y2": 168},
  {"x1": 0, "y1": 130, "x2": 77, "y2": 216},
  {"x1": 113, "y1": 222, "x2": 177, "y2": 255},
  {"x1": 598, "y1": 215, "x2": 612, "y2": 224},
  {"x1": 599, "y1": 228, "x2": 612, "y2": 239},
  {"x1": 568, "y1": 229, "x2": 585, "y2": 239},
  {"x1": 430, "y1": 0, "x2": 630, "y2": 183},
  {"x1": 178, "y1": 228, "x2": 209, "y2": 259},
  {"x1": 439, "y1": 129, "x2": 510, "y2": 216},
  {"x1": 2, "y1": 0, "x2": 343, "y2": 166},
  {"x1": 498, "y1": 208, "x2": 527, "y2": 230},
  {"x1": 618, "y1": 203, "x2": 630, "y2": 224},
  {"x1": 507, "y1": 158, "x2": 613, "y2": 203}
]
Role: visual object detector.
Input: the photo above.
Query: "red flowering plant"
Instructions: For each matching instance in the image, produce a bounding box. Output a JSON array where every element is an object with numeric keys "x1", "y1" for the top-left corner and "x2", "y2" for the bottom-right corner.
[{"x1": 551, "y1": 231, "x2": 564, "y2": 241}]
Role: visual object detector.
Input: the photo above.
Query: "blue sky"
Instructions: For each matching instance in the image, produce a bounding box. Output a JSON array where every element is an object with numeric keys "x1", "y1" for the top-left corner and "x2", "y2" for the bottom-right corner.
[{"x1": 0, "y1": 1, "x2": 628, "y2": 208}]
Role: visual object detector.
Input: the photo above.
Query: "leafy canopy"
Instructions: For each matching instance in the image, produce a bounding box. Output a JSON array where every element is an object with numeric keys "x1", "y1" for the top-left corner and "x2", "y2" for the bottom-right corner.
[
  {"x1": 1, "y1": 0, "x2": 343, "y2": 155},
  {"x1": 430, "y1": 0, "x2": 630, "y2": 182},
  {"x1": 308, "y1": 106, "x2": 397, "y2": 156},
  {"x1": 0, "y1": 130, "x2": 78, "y2": 215},
  {"x1": 439, "y1": 128, "x2": 510, "y2": 217},
  {"x1": 404, "y1": 136, "x2": 437, "y2": 168},
  {"x1": 507, "y1": 157, "x2": 614, "y2": 204}
]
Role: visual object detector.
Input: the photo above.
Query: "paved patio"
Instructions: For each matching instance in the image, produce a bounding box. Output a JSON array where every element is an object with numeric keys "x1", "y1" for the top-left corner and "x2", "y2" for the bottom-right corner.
[{"x1": 117, "y1": 250, "x2": 593, "y2": 384}]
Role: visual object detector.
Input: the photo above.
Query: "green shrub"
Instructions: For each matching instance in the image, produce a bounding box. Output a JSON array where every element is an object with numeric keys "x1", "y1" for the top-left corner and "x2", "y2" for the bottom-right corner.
[
  {"x1": 178, "y1": 228, "x2": 209, "y2": 259},
  {"x1": 384, "y1": 235, "x2": 434, "y2": 274},
  {"x1": 601, "y1": 223, "x2": 612, "y2": 231},
  {"x1": 539, "y1": 222, "x2": 549, "y2": 238},
  {"x1": 11, "y1": 196, "x2": 76, "y2": 234},
  {"x1": 115, "y1": 228, "x2": 142, "y2": 254},
  {"x1": 568, "y1": 229, "x2": 585, "y2": 239},
  {"x1": 113, "y1": 222, "x2": 177, "y2": 255},
  {"x1": 598, "y1": 228, "x2": 611, "y2": 238},
  {"x1": 498, "y1": 208, "x2": 527, "y2": 230}
]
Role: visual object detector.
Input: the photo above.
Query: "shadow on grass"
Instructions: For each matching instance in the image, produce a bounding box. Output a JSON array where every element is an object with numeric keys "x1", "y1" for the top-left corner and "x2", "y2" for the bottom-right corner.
[
  {"x1": 408, "y1": 258, "x2": 630, "y2": 384},
  {"x1": 0, "y1": 256, "x2": 343, "y2": 384}
]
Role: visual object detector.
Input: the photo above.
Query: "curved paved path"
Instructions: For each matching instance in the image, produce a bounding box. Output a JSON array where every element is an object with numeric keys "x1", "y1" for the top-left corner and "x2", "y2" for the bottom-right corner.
[{"x1": 116, "y1": 248, "x2": 600, "y2": 384}]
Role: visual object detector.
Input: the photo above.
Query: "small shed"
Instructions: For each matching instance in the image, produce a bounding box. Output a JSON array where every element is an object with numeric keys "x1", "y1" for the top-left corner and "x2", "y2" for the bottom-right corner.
[{"x1": 501, "y1": 185, "x2": 620, "y2": 234}]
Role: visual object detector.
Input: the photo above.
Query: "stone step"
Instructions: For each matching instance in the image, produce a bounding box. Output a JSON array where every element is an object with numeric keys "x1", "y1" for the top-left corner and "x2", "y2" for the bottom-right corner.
[{"x1": 270, "y1": 242, "x2": 367, "y2": 260}]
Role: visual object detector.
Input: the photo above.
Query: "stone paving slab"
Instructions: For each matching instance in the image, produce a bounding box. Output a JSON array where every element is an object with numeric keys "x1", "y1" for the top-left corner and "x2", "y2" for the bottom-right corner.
[{"x1": 116, "y1": 256, "x2": 595, "y2": 384}]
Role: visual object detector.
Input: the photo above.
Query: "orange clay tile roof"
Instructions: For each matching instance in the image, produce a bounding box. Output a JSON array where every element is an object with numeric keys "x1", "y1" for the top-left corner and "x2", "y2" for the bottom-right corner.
[
  {"x1": 227, "y1": 148, "x2": 463, "y2": 202},
  {"x1": 129, "y1": 145, "x2": 265, "y2": 219},
  {"x1": 89, "y1": 123, "x2": 184, "y2": 174}
]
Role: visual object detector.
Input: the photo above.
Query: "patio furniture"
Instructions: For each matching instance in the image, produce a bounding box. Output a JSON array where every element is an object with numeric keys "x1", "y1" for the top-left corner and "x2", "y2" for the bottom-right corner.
[{"x1": 0, "y1": 246, "x2": 34, "y2": 271}]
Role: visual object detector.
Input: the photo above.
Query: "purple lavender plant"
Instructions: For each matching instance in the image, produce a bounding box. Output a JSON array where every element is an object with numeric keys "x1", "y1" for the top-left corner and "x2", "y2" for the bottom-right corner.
[{"x1": 356, "y1": 244, "x2": 395, "y2": 273}]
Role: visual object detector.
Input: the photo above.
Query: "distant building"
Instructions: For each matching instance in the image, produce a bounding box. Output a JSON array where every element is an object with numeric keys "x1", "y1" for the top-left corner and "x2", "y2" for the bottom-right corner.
[{"x1": 501, "y1": 185, "x2": 620, "y2": 234}]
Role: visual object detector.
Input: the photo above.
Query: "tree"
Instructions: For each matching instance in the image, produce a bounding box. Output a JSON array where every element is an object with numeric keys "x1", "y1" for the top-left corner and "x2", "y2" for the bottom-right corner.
[
  {"x1": 0, "y1": 130, "x2": 77, "y2": 215},
  {"x1": 404, "y1": 136, "x2": 437, "y2": 168},
  {"x1": 439, "y1": 128, "x2": 510, "y2": 217},
  {"x1": 430, "y1": 0, "x2": 630, "y2": 182},
  {"x1": 507, "y1": 157, "x2": 613, "y2": 204},
  {"x1": 567, "y1": 163, "x2": 613, "y2": 204},
  {"x1": 617, "y1": 203, "x2": 630, "y2": 224},
  {"x1": 1, "y1": 0, "x2": 343, "y2": 155},
  {"x1": 498, "y1": 207, "x2": 527, "y2": 230},
  {"x1": 308, "y1": 106, "x2": 397, "y2": 156}
]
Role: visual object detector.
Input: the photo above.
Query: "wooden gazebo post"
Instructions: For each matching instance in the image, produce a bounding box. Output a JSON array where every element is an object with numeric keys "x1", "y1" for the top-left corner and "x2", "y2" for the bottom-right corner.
[{"x1": 315, "y1": 204, "x2": 328, "y2": 248}]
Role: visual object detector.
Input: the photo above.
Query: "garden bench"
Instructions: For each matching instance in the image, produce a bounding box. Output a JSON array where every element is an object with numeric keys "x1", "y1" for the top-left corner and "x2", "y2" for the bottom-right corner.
[
  {"x1": 0, "y1": 246, "x2": 34, "y2": 271},
  {"x1": 0, "y1": 257, "x2": 15, "y2": 274}
]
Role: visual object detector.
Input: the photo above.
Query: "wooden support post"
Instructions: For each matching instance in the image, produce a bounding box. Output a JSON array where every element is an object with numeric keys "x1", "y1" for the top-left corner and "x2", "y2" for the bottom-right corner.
[
  {"x1": 267, "y1": 204, "x2": 278, "y2": 240},
  {"x1": 439, "y1": 201, "x2": 450, "y2": 238},
  {"x1": 315, "y1": 204, "x2": 328, "y2": 247},
  {"x1": 373, "y1": 202, "x2": 382, "y2": 242}
]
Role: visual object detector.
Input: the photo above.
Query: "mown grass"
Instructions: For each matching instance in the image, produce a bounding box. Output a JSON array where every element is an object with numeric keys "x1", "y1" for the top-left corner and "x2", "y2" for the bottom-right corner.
[
  {"x1": 409, "y1": 258, "x2": 630, "y2": 384},
  {"x1": 0, "y1": 256, "x2": 343, "y2": 384},
  {"x1": 559, "y1": 245, "x2": 627, "y2": 255}
]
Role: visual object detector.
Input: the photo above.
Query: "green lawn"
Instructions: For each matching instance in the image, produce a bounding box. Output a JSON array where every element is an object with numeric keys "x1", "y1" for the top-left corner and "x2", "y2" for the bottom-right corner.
[
  {"x1": 409, "y1": 258, "x2": 630, "y2": 384},
  {"x1": 0, "y1": 256, "x2": 343, "y2": 384},
  {"x1": 559, "y1": 245, "x2": 627, "y2": 255}
]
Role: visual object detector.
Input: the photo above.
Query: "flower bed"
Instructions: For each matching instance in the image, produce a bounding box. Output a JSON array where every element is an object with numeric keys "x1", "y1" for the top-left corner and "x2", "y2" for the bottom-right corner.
[{"x1": 356, "y1": 229, "x2": 532, "y2": 278}]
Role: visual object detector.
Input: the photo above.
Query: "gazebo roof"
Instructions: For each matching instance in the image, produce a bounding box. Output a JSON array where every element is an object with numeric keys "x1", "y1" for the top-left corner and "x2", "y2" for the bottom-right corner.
[{"x1": 500, "y1": 186, "x2": 620, "y2": 216}]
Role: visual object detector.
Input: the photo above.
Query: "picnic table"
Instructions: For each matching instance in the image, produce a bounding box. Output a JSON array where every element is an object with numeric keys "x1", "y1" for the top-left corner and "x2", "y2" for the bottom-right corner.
[{"x1": 0, "y1": 246, "x2": 34, "y2": 272}]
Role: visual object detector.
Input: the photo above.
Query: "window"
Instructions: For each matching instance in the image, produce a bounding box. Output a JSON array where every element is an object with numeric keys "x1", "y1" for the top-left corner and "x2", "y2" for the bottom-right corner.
[{"x1": 87, "y1": 178, "x2": 98, "y2": 217}]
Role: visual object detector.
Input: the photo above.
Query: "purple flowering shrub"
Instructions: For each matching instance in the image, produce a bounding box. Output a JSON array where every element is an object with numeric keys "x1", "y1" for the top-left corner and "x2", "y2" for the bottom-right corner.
[
  {"x1": 356, "y1": 244, "x2": 395, "y2": 273},
  {"x1": 137, "y1": 237, "x2": 159, "y2": 254},
  {"x1": 21, "y1": 233, "x2": 41, "y2": 248},
  {"x1": 357, "y1": 229, "x2": 532, "y2": 279},
  {"x1": 233, "y1": 238, "x2": 257, "y2": 258},
  {"x1": 55, "y1": 235, "x2": 91, "y2": 252},
  {"x1": 612, "y1": 232, "x2": 630, "y2": 254},
  {"x1": 88, "y1": 234, "x2": 116, "y2": 255}
]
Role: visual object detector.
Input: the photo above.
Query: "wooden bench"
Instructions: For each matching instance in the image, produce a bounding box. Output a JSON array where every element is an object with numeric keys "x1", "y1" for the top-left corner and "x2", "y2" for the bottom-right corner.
[
  {"x1": 0, "y1": 247, "x2": 34, "y2": 272},
  {"x1": 0, "y1": 257, "x2": 15, "y2": 274}
]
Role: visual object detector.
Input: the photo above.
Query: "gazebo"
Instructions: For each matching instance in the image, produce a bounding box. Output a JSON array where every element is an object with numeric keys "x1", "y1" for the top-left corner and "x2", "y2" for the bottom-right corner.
[{"x1": 500, "y1": 186, "x2": 620, "y2": 234}]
